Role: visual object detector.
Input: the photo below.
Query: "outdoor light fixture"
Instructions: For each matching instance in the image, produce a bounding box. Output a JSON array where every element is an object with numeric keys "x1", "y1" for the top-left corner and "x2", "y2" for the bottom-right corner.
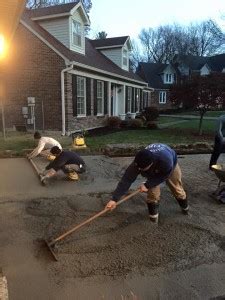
[{"x1": 0, "y1": 34, "x2": 6, "y2": 59}]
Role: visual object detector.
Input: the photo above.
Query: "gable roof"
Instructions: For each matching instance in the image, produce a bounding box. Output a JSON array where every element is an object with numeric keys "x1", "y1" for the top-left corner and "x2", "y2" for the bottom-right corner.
[
  {"x1": 137, "y1": 62, "x2": 170, "y2": 89},
  {"x1": 207, "y1": 54, "x2": 225, "y2": 72},
  {"x1": 27, "y1": 1, "x2": 79, "y2": 19},
  {"x1": 20, "y1": 12, "x2": 145, "y2": 85},
  {"x1": 90, "y1": 36, "x2": 130, "y2": 49}
]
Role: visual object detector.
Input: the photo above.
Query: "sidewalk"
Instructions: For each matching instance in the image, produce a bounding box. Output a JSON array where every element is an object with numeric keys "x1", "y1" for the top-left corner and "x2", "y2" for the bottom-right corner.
[{"x1": 160, "y1": 114, "x2": 217, "y2": 120}]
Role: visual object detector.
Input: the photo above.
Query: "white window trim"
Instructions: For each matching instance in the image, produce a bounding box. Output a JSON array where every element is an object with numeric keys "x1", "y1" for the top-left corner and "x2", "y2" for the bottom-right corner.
[
  {"x1": 127, "y1": 87, "x2": 132, "y2": 113},
  {"x1": 159, "y1": 91, "x2": 167, "y2": 104},
  {"x1": 77, "y1": 76, "x2": 86, "y2": 117},
  {"x1": 122, "y1": 48, "x2": 128, "y2": 66},
  {"x1": 72, "y1": 20, "x2": 82, "y2": 47},
  {"x1": 136, "y1": 89, "x2": 140, "y2": 112},
  {"x1": 143, "y1": 91, "x2": 150, "y2": 108},
  {"x1": 164, "y1": 73, "x2": 173, "y2": 84},
  {"x1": 97, "y1": 80, "x2": 104, "y2": 116}
]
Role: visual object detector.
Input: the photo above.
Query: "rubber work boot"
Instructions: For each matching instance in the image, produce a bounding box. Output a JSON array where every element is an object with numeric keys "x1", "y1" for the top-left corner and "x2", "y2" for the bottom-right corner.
[
  {"x1": 147, "y1": 202, "x2": 159, "y2": 223},
  {"x1": 176, "y1": 198, "x2": 189, "y2": 215},
  {"x1": 67, "y1": 171, "x2": 79, "y2": 181}
]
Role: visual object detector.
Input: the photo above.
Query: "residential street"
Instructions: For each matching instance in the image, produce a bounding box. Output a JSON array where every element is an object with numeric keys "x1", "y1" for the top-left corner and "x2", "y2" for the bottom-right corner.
[{"x1": 1, "y1": 155, "x2": 225, "y2": 299}]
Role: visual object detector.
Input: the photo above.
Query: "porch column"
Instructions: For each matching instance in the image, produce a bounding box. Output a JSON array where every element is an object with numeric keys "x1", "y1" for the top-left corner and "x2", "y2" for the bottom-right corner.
[{"x1": 108, "y1": 81, "x2": 111, "y2": 116}]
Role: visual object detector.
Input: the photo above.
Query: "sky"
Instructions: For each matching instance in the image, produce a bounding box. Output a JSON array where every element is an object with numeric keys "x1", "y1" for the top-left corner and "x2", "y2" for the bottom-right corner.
[{"x1": 89, "y1": 0, "x2": 225, "y2": 40}]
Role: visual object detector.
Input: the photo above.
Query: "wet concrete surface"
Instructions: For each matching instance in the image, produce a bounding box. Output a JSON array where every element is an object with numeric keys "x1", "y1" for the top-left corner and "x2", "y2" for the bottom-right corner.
[{"x1": 1, "y1": 155, "x2": 225, "y2": 299}]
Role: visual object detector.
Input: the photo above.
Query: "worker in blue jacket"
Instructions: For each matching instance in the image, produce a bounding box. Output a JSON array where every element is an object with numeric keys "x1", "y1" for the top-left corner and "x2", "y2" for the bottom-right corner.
[
  {"x1": 106, "y1": 143, "x2": 188, "y2": 223},
  {"x1": 209, "y1": 115, "x2": 225, "y2": 170},
  {"x1": 40, "y1": 146, "x2": 86, "y2": 184}
]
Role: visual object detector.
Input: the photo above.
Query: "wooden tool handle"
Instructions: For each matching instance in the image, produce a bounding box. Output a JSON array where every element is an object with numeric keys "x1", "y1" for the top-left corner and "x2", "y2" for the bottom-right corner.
[
  {"x1": 52, "y1": 189, "x2": 140, "y2": 244},
  {"x1": 28, "y1": 158, "x2": 44, "y2": 181},
  {"x1": 29, "y1": 158, "x2": 40, "y2": 174}
]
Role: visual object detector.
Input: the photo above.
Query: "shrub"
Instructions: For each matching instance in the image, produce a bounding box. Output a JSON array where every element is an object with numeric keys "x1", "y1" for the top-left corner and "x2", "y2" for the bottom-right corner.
[
  {"x1": 146, "y1": 121, "x2": 158, "y2": 129},
  {"x1": 128, "y1": 118, "x2": 143, "y2": 128},
  {"x1": 143, "y1": 106, "x2": 159, "y2": 122},
  {"x1": 105, "y1": 116, "x2": 121, "y2": 128}
]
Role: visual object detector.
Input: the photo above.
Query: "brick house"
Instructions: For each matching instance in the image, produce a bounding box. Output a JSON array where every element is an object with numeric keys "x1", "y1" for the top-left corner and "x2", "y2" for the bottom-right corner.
[
  {"x1": 136, "y1": 53, "x2": 225, "y2": 110},
  {"x1": 1, "y1": 1, "x2": 152, "y2": 134}
]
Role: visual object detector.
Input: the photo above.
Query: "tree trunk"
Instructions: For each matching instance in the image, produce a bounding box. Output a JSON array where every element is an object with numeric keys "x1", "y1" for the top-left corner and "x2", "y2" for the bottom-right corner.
[{"x1": 198, "y1": 111, "x2": 205, "y2": 135}]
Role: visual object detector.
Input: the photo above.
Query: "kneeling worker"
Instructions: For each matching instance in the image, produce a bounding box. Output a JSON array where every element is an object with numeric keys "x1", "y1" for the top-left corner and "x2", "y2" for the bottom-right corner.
[
  {"x1": 41, "y1": 146, "x2": 86, "y2": 184},
  {"x1": 106, "y1": 143, "x2": 188, "y2": 223},
  {"x1": 28, "y1": 131, "x2": 62, "y2": 160}
]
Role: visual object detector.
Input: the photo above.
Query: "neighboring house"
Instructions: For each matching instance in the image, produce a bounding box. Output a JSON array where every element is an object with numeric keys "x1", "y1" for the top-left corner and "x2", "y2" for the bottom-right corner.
[
  {"x1": 136, "y1": 53, "x2": 225, "y2": 110},
  {"x1": 1, "y1": 1, "x2": 152, "y2": 134},
  {"x1": 136, "y1": 62, "x2": 177, "y2": 109}
]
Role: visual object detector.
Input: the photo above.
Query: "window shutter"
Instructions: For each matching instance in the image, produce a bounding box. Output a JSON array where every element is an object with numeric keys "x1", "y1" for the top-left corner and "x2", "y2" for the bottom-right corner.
[
  {"x1": 93, "y1": 80, "x2": 97, "y2": 115},
  {"x1": 72, "y1": 75, "x2": 77, "y2": 117},
  {"x1": 134, "y1": 88, "x2": 138, "y2": 112},
  {"x1": 104, "y1": 81, "x2": 108, "y2": 115},
  {"x1": 140, "y1": 90, "x2": 143, "y2": 110},
  {"x1": 125, "y1": 86, "x2": 128, "y2": 113},
  {"x1": 131, "y1": 88, "x2": 135, "y2": 113},
  {"x1": 86, "y1": 78, "x2": 91, "y2": 116}
]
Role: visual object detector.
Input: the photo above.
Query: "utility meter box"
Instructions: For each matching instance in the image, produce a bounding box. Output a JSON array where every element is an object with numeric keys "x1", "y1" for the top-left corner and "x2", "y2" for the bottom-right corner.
[{"x1": 27, "y1": 97, "x2": 35, "y2": 106}]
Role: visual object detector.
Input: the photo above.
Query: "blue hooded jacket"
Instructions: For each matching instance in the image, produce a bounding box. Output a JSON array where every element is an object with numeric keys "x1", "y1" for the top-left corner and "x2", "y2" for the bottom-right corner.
[{"x1": 112, "y1": 143, "x2": 177, "y2": 201}]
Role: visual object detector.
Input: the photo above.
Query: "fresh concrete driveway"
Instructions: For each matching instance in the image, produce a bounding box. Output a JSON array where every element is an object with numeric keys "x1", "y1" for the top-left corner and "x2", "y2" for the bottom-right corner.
[{"x1": 1, "y1": 155, "x2": 225, "y2": 299}]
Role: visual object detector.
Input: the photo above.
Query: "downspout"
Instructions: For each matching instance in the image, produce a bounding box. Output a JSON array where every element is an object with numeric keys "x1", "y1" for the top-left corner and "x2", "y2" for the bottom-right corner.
[{"x1": 61, "y1": 63, "x2": 74, "y2": 135}]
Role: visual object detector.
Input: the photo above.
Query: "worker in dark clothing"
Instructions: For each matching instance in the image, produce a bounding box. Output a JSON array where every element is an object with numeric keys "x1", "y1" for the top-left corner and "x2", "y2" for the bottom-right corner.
[
  {"x1": 209, "y1": 115, "x2": 225, "y2": 170},
  {"x1": 106, "y1": 143, "x2": 188, "y2": 223},
  {"x1": 41, "y1": 146, "x2": 86, "y2": 184}
]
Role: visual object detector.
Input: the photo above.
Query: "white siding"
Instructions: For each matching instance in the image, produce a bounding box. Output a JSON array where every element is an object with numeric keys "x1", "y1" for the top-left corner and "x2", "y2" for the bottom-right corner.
[
  {"x1": 100, "y1": 48, "x2": 122, "y2": 68},
  {"x1": 200, "y1": 65, "x2": 210, "y2": 75},
  {"x1": 39, "y1": 18, "x2": 70, "y2": 48}
]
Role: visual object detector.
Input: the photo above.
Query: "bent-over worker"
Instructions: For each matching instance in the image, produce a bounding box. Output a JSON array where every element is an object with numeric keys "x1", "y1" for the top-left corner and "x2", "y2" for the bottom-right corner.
[
  {"x1": 106, "y1": 143, "x2": 188, "y2": 223},
  {"x1": 41, "y1": 146, "x2": 86, "y2": 184},
  {"x1": 27, "y1": 131, "x2": 62, "y2": 160},
  {"x1": 209, "y1": 115, "x2": 225, "y2": 170}
]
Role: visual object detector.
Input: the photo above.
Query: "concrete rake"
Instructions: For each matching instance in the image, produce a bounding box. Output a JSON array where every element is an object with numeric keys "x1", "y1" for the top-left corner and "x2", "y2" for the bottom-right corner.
[{"x1": 43, "y1": 189, "x2": 140, "y2": 261}]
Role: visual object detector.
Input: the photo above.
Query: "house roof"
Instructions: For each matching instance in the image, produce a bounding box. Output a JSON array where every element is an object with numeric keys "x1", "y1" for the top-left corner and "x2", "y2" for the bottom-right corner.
[
  {"x1": 21, "y1": 12, "x2": 145, "y2": 85},
  {"x1": 137, "y1": 62, "x2": 170, "y2": 89},
  {"x1": 90, "y1": 36, "x2": 129, "y2": 49},
  {"x1": 207, "y1": 54, "x2": 225, "y2": 72},
  {"x1": 173, "y1": 53, "x2": 225, "y2": 72},
  {"x1": 26, "y1": 1, "x2": 79, "y2": 18}
]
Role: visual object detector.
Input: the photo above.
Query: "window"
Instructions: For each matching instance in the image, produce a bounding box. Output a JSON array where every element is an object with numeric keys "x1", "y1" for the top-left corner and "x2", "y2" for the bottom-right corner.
[
  {"x1": 143, "y1": 91, "x2": 150, "y2": 108},
  {"x1": 165, "y1": 73, "x2": 173, "y2": 83},
  {"x1": 136, "y1": 89, "x2": 140, "y2": 112},
  {"x1": 123, "y1": 48, "x2": 128, "y2": 66},
  {"x1": 97, "y1": 80, "x2": 104, "y2": 115},
  {"x1": 159, "y1": 91, "x2": 166, "y2": 104},
  {"x1": 127, "y1": 87, "x2": 132, "y2": 112},
  {"x1": 77, "y1": 77, "x2": 86, "y2": 116},
  {"x1": 72, "y1": 20, "x2": 82, "y2": 47}
]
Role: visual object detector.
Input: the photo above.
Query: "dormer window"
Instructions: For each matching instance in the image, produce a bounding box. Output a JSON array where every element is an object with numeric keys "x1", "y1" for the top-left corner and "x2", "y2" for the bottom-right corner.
[
  {"x1": 72, "y1": 20, "x2": 82, "y2": 47},
  {"x1": 123, "y1": 48, "x2": 128, "y2": 66},
  {"x1": 165, "y1": 73, "x2": 173, "y2": 83}
]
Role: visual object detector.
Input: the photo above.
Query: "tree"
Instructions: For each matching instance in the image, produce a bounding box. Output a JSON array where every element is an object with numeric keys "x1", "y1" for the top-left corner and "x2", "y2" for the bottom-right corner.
[
  {"x1": 130, "y1": 39, "x2": 145, "y2": 70},
  {"x1": 95, "y1": 31, "x2": 107, "y2": 39},
  {"x1": 170, "y1": 73, "x2": 225, "y2": 135},
  {"x1": 26, "y1": 0, "x2": 92, "y2": 13},
  {"x1": 138, "y1": 20, "x2": 224, "y2": 63},
  {"x1": 186, "y1": 20, "x2": 224, "y2": 56}
]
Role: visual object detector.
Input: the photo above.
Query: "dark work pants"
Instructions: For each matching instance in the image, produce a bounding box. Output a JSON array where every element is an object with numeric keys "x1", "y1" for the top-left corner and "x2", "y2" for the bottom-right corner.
[{"x1": 209, "y1": 136, "x2": 225, "y2": 167}]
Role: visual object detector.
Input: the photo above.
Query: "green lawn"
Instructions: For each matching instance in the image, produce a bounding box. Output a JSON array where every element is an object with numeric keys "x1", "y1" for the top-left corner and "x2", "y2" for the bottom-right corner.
[
  {"x1": 0, "y1": 118, "x2": 215, "y2": 154},
  {"x1": 163, "y1": 110, "x2": 224, "y2": 117}
]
